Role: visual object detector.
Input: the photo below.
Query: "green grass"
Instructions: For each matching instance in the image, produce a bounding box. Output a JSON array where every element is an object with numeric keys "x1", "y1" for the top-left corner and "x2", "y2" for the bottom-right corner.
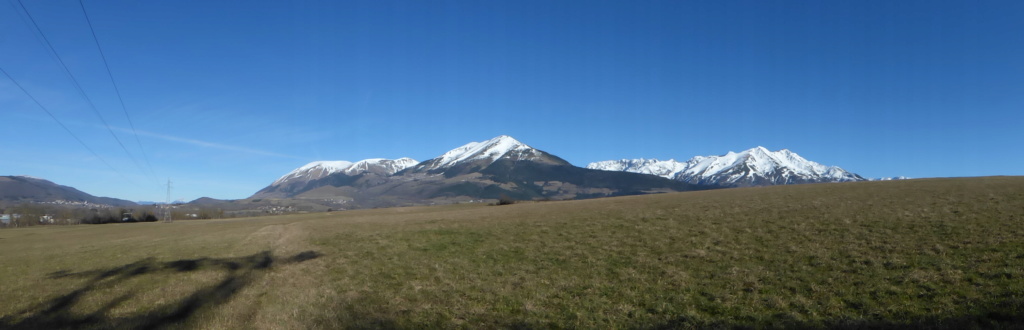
[{"x1": 1, "y1": 177, "x2": 1023, "y2": 329}]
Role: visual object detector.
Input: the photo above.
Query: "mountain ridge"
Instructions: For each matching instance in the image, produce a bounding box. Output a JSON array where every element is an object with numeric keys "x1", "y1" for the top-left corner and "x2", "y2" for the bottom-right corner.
[
  {"x1": 2, "y1": 138, "x2": 898, "y2": 211},
  {"x1": 272, "y1": 158, "x2": 419, "y2": 186},
  {"x1": 0, "y1": 175, "x2": 137, "y2": 207},
  {"x1": 252, "y1": 135, "x2": 701, "y2": 207},
  {"x1": 588, "y1": 146, "x2": 866, "y2": 187},
  {"x1": 256, "y1": 157, "x2": 419, "y2": 199}
]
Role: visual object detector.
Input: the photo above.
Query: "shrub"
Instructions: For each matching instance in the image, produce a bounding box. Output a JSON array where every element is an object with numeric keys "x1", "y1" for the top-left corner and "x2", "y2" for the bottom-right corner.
[{"x1": 496, "y1": 194, "x2": 516, "y2": 206}]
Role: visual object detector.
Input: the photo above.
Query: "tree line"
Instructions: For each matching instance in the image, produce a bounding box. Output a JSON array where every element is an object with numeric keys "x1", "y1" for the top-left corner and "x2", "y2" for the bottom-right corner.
[{"x1": 0, "y1": 204, "x2": 227, "y2": 228}]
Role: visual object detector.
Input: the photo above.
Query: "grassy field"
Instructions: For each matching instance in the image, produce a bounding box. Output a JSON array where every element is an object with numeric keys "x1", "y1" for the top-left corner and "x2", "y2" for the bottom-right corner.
[{"x1": 1, "y1": 177, "x2": 1022, "y2": 329}]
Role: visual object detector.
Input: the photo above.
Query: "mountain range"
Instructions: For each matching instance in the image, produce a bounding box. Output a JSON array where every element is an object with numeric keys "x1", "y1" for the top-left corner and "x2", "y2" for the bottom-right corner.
[
  {"x1": 587, "y1": 146, "x2": 865, "y2": 187},
  {"x1": 250, "y1": 135, "x2": 879, "y2": 210},
  {"x1": 252, "y1": 135, "x2": 701, "y2": 208},
  {"x1": 2, "y1": 135, "x2": 886, "y2": 210}
]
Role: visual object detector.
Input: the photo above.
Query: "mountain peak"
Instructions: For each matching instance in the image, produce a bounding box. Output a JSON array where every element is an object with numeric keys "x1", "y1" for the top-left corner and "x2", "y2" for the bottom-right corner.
[
  {"x1": 411, "y1": 135, "x2": 571, "y2": 174},
  {"x1": 748, "y1": 146, "x2": 773, "y2": 156},
  {"x1": 492, "y1": 134, "x2": 518, "y2": 142},
  {"x1": 425, "y1": 135, "x2": 532, "y2": 169}
]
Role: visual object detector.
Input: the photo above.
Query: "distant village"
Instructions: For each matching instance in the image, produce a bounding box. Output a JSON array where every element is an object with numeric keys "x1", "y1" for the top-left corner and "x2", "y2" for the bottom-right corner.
[
  {"x1": 1, "y1": 200, "x2": 153, "y2": 227},
  {"x1": 0, "y1": 199, "x2": 311, "y2": 228}
]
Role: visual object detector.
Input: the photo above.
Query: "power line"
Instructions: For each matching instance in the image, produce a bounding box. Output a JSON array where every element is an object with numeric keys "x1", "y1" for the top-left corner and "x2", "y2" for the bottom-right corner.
[
  {"x1": 0, "y1": 66, "x2": 131, "y2": 182},
  {"x1": 13, "y1": 0, "x2": 148, "y2": 179},
  {"x1": 78, "y1": 0, "x2": 156, "y2": 179}
]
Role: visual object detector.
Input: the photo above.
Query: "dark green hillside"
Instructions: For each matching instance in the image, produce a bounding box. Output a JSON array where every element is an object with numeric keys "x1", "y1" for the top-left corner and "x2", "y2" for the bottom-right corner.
[
  {"x1": 0, "y1": 175, "x2": 136, "y2": 207},
  {"x1": 483, "y1": 158, "x2": 705, "y2": 191}
]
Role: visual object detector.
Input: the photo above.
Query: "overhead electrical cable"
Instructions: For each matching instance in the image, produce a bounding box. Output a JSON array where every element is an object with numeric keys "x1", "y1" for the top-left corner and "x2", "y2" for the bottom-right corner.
[
  {"x1": 78, "y1": 0, "x2": 157, "y2": 179},
  {"x1": 13, "y1": 0, "x2": 148, "y2": 178},
  {"x1": 1, "y1": 66, "x2": 132, "y2": 183}
]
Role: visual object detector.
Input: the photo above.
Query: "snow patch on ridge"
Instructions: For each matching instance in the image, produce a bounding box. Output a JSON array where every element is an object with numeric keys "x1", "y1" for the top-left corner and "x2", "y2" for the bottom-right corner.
[
  {"x1": 345, "y1": 158, "x2": 419, "y2": 175},
  {"x1": 273, "y1": 158, "x2": 418, "y2": 186},
  {"x1": 586, "y1": 158, "x2": 689, "y2": 178}
]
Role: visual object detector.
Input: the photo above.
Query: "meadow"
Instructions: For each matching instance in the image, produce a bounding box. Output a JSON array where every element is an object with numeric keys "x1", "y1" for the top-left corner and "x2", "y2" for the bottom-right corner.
[{"x1": 1, "y1": 177, "x2": 1022, "y2": 329}]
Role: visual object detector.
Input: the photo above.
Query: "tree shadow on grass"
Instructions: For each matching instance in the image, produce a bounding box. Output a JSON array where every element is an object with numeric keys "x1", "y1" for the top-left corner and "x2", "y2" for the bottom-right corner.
[{"x1": 1, "y1": 250, "x2": 322, "y2": 330}]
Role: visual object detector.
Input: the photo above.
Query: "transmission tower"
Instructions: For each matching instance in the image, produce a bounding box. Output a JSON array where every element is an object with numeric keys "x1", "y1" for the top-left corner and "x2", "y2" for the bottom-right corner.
[{"x1": 164, "y1": 179, "x2": 172, "y2": 223}]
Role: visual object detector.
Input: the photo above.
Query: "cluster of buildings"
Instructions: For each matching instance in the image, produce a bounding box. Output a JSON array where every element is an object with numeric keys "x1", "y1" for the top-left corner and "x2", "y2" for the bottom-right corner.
[
  {"x1": 0, "y1": 213, "x2": 63, "y2": 226},
  {"x1": 39, "y1": 200, "x2": 114, "y2": 207}
]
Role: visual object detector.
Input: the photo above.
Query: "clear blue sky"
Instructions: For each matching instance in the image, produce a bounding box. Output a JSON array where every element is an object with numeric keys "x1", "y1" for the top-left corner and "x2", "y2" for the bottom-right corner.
[{"x1": 2, "y1": 0, "x2": 1021, "y2": 202}]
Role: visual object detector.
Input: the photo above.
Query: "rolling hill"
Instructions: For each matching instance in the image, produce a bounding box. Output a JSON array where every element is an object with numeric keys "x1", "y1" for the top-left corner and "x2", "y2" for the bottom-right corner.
[{"x1": 0, "y1": 175, "x2": 136, "y2": 207}]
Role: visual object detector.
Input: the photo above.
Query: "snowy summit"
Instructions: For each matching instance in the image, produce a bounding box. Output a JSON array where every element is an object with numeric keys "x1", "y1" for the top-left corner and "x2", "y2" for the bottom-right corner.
[{"x1": 414, "y1": 135, "x2": 545, "y2": 172}]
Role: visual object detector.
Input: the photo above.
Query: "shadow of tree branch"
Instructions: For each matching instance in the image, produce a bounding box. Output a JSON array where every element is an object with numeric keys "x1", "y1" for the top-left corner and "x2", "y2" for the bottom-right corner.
[{"x1": 1, "y1": 250, "x2": 322, "y2": 330}]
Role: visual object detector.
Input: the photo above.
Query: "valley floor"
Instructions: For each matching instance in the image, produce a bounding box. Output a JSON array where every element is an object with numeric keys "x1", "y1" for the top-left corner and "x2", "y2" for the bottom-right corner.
[{"x1": 1, "y1": 177, "x2": 1022, "y2": 329}]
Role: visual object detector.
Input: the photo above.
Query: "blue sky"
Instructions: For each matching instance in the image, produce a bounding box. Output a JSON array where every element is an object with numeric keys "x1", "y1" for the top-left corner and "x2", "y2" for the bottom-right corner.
[{"x1": 1, "y1": 0, "x2": 1022, "y2": 202}]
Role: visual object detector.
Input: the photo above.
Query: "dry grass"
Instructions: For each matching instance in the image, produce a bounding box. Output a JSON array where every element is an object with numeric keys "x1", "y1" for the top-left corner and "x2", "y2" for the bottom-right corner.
[{"x1": 1, "y1": 177, "x2": 1022, "y2": 329}]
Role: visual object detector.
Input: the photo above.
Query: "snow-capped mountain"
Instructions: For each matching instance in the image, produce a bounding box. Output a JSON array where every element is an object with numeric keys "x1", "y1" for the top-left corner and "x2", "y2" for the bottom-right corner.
[
  {"x1": 271, "y1": 158, "x2": 418, "y2": 186},
  {"x1": 251, "y1": 135, "x2": 700, "y2": 206},
  {"x1": 409, "y1": 135, "x2": 570, "y2": 175},
  {"x1": 255, "y1": 157, "x2": 419, "y2": 199},
  {"x1": 588, "y1": 147, "x2": 865, "y2": 187}
]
